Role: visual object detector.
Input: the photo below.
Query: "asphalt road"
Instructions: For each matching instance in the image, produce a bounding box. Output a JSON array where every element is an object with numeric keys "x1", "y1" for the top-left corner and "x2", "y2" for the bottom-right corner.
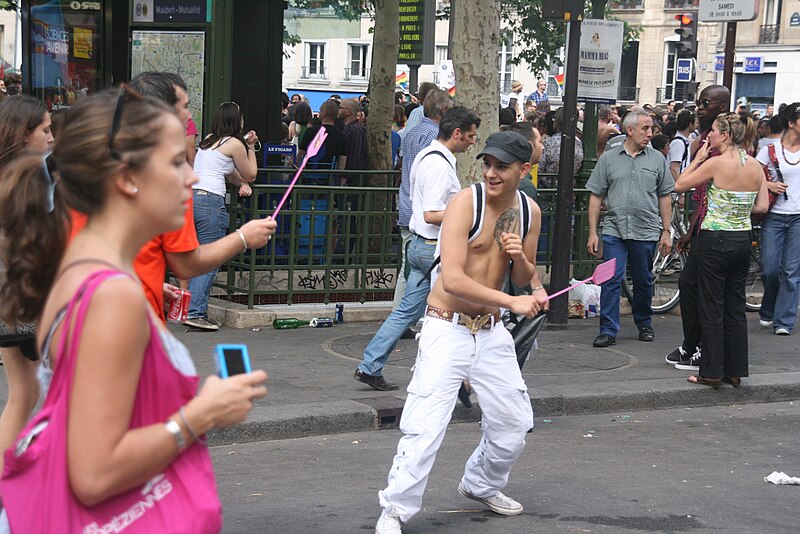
[{"x1": 211, "y1": 401, "x2": 799, "y2": 533}]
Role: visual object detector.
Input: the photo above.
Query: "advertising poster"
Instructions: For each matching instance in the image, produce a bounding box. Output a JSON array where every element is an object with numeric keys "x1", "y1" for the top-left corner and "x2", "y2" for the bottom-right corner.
[{"x1": 577, "y1": 19, "x2": 624, "y2": 104}]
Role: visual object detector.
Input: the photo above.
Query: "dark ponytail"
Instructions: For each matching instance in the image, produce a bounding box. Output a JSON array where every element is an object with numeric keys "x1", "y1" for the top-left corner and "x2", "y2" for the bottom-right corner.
[{"x1": 0, "y1": 152, "x2": 69, "y2": 324}]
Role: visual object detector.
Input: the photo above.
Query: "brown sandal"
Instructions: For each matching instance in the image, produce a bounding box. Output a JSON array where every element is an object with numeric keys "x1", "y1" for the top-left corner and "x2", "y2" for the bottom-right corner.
[
  {"x1": 688, "y1": 375, "x2": 722, "y2": 389},
  {"x1": 723, "y1": 377, "x2": 741, "y2": 388}
]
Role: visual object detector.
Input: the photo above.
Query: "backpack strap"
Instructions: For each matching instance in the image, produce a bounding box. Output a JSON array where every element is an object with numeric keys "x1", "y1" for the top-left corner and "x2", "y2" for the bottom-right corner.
[
  {"x1": 518, "y1": 189, "x2": 531, "y2": 241},
  {"x1": 420, "y1": 150, "x2": 455, "y2": 169},
  {"x1": 468, "y1": 183, "x2": 484, "y2": 242}
]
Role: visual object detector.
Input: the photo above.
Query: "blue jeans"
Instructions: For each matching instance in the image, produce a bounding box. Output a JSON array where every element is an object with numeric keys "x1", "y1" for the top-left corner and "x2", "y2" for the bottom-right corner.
[
  {"x1": 599, "y1": 235, "x2": 657, "y2": 337},
  {"x1": 759, "y1": 213, "x2": 800, "y2": 332},
  {"x1": 359, "y1": 235, "x2": 436, "y2": 376},
  {"x1": 187, "y1": 191, "x2": 229, "y2": 320}
]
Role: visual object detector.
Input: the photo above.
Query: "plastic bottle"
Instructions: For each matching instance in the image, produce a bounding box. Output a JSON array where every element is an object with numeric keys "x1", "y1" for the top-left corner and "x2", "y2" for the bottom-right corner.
[{"x1": 272, "y1": 318, "x2": 311, "y2": 329}]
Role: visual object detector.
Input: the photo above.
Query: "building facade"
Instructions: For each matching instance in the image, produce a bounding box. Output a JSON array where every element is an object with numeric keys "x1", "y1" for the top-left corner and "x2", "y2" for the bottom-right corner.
[
  {"x1": 282, "y1": 3, "x2": 548, "y2": 110},
  {"x1": 0, "y1": 8, "x2": 19, "y2": 69},
  {"x1": 610, "y1": 0, "x2": 800, "y2": 108}
]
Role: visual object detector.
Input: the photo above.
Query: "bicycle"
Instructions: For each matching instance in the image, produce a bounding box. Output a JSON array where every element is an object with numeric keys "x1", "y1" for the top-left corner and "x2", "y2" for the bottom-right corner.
[
  {"x1": 621, "y1": 196, "x2": 764, "y2": 313},
  {"x1": 621, "y1": 194, "x2": 687, "y2": 313}
]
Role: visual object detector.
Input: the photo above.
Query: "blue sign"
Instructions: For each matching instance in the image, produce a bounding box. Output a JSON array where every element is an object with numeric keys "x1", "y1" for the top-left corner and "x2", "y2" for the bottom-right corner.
[
  {"x1": 715, "y1": 55, "x2": 725, "y2": 72},
  {"x1": 743, "y1": 56, "x2": 764, "y2": 74},
  {"x1": 676, "y1": 59, "x2": 693, "y2": 82}
]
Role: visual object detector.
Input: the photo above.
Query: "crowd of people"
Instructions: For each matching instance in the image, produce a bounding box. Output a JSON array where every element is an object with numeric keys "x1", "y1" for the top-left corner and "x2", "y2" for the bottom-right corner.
[{"x1": 0, "y1": 68, "x2": 798, "y2": 533}]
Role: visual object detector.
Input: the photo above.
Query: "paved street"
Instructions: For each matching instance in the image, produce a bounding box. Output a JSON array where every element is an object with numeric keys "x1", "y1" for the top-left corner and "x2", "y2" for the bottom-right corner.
[{"x1": 212, "y1": 401, "x2": 799, "y2": 534}]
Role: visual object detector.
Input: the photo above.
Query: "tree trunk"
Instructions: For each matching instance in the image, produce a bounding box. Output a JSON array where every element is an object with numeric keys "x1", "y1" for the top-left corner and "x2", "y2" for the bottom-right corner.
[
  {"x1": 451, "y1": 0, "x2": 501, "y2": 186},
  {"x1": 366, "y1": 0, "x2": 399, "y2": 181}
]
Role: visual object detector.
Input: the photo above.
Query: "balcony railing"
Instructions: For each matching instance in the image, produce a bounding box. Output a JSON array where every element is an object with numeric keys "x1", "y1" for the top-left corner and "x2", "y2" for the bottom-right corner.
[
  {"x1": 609, "y1": 0, "x2": 644, "y2": 10},
  {"x1": 344, "y1": 67, "x2": 370, "y2": 81},
  {"x1": 618, "y1": 86, "x2": 640, "y2": 102},
  {"x1": 657, "y1": 86, "x2": 676, "y2": 103},
  {"x1": 759, "y1": 24, "x2": 780, "y2": 44},
  {"x1": 664, "y1": 0, "x2": 698, "y2": 9},
  {"x1": 301, "y1": 66, "x2": 327, "y2": 80}
]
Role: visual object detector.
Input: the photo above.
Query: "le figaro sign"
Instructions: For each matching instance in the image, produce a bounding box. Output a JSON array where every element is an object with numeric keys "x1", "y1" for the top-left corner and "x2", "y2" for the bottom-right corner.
[{"x1": 699, "y1": 0, "x2": 759, "y2": 21}]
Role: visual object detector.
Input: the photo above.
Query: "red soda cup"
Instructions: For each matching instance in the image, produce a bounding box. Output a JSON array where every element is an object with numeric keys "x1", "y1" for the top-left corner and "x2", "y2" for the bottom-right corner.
[{"x1": 167, "y1": 289, "x2": 191, "y2": 322}]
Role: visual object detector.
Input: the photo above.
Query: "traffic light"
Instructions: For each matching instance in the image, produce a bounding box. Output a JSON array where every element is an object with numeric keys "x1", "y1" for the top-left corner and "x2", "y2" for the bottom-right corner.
[{"x1": 675, "y1": 13, "x2": 697, "y2": 55}]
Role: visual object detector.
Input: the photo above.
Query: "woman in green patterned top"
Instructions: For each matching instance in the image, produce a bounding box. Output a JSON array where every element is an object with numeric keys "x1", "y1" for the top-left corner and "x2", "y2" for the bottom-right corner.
[{"x1": 674, "y1": 113, "x2": 769, "y2": 389}]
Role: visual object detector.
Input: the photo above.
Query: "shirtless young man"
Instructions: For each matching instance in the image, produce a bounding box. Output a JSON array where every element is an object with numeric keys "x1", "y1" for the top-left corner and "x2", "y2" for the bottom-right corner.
[{"x1": 374, "y1": 131, "x2": 549, "y2": 534}]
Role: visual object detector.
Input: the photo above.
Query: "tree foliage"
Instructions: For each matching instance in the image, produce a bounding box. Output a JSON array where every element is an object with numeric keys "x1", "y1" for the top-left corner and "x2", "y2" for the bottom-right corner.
[{"x1": 0, "y1": 1, "x2": 19, "y2": 11}]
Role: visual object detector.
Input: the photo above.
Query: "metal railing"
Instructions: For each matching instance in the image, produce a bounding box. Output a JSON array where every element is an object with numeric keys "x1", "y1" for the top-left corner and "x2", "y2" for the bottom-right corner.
[
  {"x1": 656, "y1": 86, "x2": 675, "y2": 103},
  {"x1": 618, "y1": 86, "x2": 640, "y2": 101},
  {"x1": 215, "y1": 168, "x2": 606, "y2": 308},
  {"x1": 301, "y1": 66, "x2": 328, "y2": 80},
  {"x1": 344, "y1": 67, "x2": 370, "y2": 81},
  {"x1": 664, "y1": 0, "x2": 698, "y2": 9},
  {"x1": 609, "y1": 0, "x2": 644, "y2": 10},
  {"x1": 759, "y1": 24, "x2": 780, "y2": 44}
]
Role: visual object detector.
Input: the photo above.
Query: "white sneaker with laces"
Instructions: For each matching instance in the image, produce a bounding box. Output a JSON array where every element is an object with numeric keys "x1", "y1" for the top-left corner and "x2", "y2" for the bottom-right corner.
[
  {"x1": 375, "y1": 512, "x2": 402, "y2": 534},
  {"x1": 458, "y1": 482, "x2": 523, "y2": 516},
  {"x1": 759, "y1": 319, "x2": 773, "y2": 328}
]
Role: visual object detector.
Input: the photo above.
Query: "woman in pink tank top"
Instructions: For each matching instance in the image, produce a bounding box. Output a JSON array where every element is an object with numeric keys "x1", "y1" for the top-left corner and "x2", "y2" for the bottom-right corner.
[{"x1": 0, "y1": 88, "x2": 268, "y2": 533}]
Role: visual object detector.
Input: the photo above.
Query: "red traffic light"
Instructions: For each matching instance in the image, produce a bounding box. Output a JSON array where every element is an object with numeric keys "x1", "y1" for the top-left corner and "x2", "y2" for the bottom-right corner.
[{"x1": 676, "y1": 13, "x2": 694, "y2": 25}]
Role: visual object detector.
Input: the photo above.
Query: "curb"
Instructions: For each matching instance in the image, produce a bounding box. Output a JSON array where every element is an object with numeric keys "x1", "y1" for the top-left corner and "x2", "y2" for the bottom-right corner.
[{"x1": 207, "y1": 372, "x2": 800, "y2": 446}]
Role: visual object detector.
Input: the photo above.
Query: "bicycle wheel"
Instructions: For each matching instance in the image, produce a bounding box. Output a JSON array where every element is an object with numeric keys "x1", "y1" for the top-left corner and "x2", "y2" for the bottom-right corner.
[
  {"x1": 621, "y1": 248, "x2": 685, "y2": 314},
  {"x1": 651, "y1": 249, "x2": 685, "y2": 313},
  {"x1": 745, "y1": 229, "x2": 762, "y2": 312}
]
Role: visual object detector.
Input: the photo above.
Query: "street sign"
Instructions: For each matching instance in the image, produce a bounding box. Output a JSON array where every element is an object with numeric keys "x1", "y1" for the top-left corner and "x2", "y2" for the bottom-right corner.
[
  {"x1": 714, "y1": 55, "x2": 725, "y2": 71},
  {"x1": 699, "y1": 0, "x2": 759, "y2": 22},
  {"x1": 676, "y1": 58, "x2": 694, "y2": 82},
  {"x1": 398, "y1": 0, "x2": 435, "y2": 65}
]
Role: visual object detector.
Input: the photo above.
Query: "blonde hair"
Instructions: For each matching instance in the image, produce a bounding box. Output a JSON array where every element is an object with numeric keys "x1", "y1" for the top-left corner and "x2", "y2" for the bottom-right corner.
[{"x1": 715, "y1": 112, "x2": 757, "y2": 150}]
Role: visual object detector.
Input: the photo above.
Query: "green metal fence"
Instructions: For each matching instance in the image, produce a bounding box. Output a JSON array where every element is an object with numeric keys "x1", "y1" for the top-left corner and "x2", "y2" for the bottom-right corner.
[{"x1": 216, "y1": 167, "x2": 603, "y2": 308}]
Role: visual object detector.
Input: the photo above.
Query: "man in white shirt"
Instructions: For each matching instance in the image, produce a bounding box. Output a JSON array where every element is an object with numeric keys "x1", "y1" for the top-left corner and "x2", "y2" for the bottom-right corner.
[
  {"x1": 668, "y1": 109, "x2": 695, "y2": 182},
  {"x1": 354, "y1": 106, "x2": 481, "y2": 391}
]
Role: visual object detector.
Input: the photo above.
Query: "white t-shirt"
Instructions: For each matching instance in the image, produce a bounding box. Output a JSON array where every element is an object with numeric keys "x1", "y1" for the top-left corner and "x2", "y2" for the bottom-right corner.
[
  {"x1": 757, "y1": 136, "x2": 780, "y2": 152},
  {"x1": 757, "y1": 142, "x2": 800, "y2": 215},
  {"x1": 409, "y1": 140, "x2": 460, "y2": 240},
  {"x1": 668, "y1": 132, "x2": 691, "y2": 173}
]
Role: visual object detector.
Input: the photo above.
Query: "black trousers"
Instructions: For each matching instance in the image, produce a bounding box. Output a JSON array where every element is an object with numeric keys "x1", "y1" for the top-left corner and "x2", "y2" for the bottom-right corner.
[
  {"x1": 678, "y1": 237, "x2": 701, "y2": 353},
  {"x1": 696, "y1": 230, "x2": 751, "y2": 379}
]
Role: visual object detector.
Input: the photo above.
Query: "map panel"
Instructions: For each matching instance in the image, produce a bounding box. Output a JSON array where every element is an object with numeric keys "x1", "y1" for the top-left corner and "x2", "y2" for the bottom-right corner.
[{"x1": 131, "y1": 30, "x2": 205, "y2": 130}]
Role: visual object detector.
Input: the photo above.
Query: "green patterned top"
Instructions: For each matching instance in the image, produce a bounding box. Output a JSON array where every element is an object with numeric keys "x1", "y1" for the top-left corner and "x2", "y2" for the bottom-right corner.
[{"x1": 701, "y1": 181, "x2": 757, "y2": 231}]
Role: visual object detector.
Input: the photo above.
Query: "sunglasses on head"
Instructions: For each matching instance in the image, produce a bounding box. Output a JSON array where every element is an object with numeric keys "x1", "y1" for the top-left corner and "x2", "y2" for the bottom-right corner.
[{"x1": 108, "y1": 84, "x2": 144, "y2": 160}]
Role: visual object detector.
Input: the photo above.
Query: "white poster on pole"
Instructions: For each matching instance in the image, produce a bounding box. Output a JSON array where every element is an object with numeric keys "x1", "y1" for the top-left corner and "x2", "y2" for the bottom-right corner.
[{"x1": 577, "y1": 19, "x2": 624, "y2": 104}]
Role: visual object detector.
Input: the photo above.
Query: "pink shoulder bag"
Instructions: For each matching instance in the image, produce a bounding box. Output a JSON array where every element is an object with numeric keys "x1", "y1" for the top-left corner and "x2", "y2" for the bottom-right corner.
[{"x1": 1, "y1": 270, "x2": 222, "y2": 533}]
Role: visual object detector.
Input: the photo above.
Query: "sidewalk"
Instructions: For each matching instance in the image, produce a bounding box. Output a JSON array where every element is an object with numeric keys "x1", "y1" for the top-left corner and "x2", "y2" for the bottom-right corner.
[{"x1": 173, "y1": 302, "x2": 800, "y2": 446}]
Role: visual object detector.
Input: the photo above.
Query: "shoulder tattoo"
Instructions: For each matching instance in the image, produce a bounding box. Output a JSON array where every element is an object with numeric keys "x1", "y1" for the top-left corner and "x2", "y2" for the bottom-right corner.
[{"x1": 494, "y1": 208, "x2": 519, "y2": 251}]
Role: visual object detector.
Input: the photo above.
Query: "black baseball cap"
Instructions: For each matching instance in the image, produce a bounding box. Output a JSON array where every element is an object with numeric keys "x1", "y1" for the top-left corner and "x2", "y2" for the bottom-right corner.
[{"x1": 476, "y1": 131, "x2": 532, "y2": 164}]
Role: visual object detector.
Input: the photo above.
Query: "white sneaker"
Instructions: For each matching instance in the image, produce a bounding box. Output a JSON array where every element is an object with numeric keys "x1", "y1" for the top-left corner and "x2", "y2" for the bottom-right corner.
[
  {"x1": 759, "y1": 319, "x2": 773, "y2": 328},
  {"x1": 774, "y1": 328, "x2": 790, "y2": 335},
  {"x1": 458, "y1": 482, "x2": 523, "y2": 516},
  {"x1": 375, "y1": 512, "x2": 402, "y2": 534}
]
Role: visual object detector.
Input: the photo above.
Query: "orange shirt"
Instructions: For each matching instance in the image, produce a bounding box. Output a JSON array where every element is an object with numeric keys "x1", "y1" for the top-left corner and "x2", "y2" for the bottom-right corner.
[{"x1": 69, "y1": 197, "x2": 199, "y2": 322}]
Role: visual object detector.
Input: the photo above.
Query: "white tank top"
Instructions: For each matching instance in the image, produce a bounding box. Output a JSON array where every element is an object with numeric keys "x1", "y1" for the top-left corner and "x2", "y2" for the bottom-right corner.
[{"x1": 193, "y1": 138, "x2": 236, "y2": 196}]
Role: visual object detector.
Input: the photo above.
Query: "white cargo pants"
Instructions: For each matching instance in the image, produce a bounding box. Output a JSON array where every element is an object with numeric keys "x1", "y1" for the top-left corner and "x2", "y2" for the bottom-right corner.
[{"x1": 378, "y1": 314, "x2": 534, "y2": 523}]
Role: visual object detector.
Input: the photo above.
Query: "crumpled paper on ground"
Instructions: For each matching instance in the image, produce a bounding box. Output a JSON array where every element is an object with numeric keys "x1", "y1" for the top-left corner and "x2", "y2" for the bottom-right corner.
[{"x1": 764, "y1": 471, "x2": 800, "y2": 485}]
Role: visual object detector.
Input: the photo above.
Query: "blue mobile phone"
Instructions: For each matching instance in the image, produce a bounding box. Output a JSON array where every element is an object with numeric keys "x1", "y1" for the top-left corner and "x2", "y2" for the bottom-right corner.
[{"x1": 215, "y1": 344, "x2": 252, "y2": 378}]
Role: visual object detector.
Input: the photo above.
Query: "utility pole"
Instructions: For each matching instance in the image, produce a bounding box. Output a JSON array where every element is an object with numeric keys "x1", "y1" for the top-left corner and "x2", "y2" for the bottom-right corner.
[{"x1": 544, "y1": 0, "x2": 583, "y2": 326}]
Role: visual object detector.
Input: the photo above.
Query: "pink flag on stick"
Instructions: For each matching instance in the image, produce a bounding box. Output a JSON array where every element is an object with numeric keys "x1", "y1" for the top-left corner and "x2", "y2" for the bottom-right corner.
[
  {"x1": 271, "y1": 127, "x2": 328, "y2": 219},
  {"x1": 546, "y1": 258, "x2": 617, "y2": 301}
]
